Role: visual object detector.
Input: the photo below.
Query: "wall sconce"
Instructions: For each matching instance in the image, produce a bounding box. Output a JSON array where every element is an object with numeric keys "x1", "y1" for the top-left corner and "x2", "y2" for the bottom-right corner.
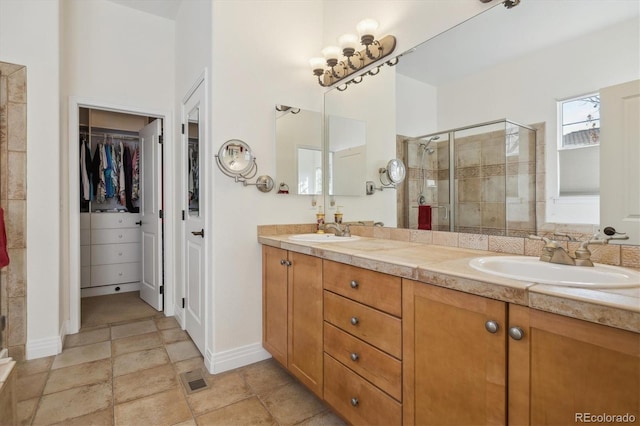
[
  {"x1": 366, "y1": 159, "x2": 406, "y2": 195},
  {"x1": 309, "y1": 18, "x2": 397, "y2": 90}
]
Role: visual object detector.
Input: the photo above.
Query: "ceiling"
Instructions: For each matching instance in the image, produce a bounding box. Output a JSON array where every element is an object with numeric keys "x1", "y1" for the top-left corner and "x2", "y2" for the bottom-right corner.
[
  {"x1": 397, "y1": 0, "x2": 640, "y2": 86},
  {"x1": 105, "y1": 0, "x2": 183, "y2": 20}
]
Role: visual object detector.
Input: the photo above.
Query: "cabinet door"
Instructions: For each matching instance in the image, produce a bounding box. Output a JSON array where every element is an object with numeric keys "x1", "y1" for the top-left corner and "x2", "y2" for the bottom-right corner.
[
  {"x1": 403, "y1": 279, "x2": 507, "y2": 426},
  {"x1": 509, "y1": 305, "x2": 640, "y2": 426},
  {"x1": 288, "y1": 252, "x2": 323, "y2": 398},
  {"x1": 262, "y1": 246, "x2": 288, "y2": 366}
]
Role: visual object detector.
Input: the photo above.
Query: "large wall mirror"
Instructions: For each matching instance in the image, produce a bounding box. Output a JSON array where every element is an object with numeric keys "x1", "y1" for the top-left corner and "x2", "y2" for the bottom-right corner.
[
  {"x1": 275, "y1": 106, "x2": 323, "y2": 195},
  {"x1": 323, "y1": 0, "x2": 639, "y2": 243}
]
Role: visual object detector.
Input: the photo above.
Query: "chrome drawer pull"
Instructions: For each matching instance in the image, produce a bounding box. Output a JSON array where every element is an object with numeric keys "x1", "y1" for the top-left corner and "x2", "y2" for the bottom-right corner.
[
  {"x1": 350, "y1": 397, "x2": 359, "y2": 407},
  {"x1": 508, "y1": 326, "x2": 524, "y2": 341},
  {"x1": 350, "y1": 280, "x2": 358, "y2": 289},
  {"x1": 350, "y1": 352, "x2": 359, "y2": 362},
  {"x1": 350, "y1": 317, "x2": 359, "y2": 326},
  {"x1": 485, "y1": 320, "x2": 499, "y2": 334}
]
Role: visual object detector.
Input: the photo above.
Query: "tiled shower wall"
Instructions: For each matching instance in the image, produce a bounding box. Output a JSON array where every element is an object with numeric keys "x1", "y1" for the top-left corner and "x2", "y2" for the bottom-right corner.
[{"x1": 0, "y1": 62, "x2": 27, "y2": 361}]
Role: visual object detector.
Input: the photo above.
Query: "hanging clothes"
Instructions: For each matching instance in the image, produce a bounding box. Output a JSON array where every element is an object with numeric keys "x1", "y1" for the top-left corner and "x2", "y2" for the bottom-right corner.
[
  {"x1": 119, "y1": 141, "x2": 126, "y2": 206},
  {"x1": 80, "y1": 137, "x2": 92, "y2": 201},
  {"x1": 131, "y1": 147, "x2": 140, "y2": 201}
]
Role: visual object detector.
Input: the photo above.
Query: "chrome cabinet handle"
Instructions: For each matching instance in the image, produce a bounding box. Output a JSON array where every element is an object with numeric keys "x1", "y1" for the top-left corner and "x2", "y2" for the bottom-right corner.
[
  {"x1": 350, "y1": 352, "x2": 359, "y2": 362},
  {"x1": 350, "y1": 317, "x2": 359, "y2": 326},
  {"x1": 350, "y1": 397, "x2": 359, "y2": 407},
  {"x1": 508, "y1": 326, "x2": 524, "y2": 341},
  {"x1": 279, "y1": 259, "x2": 286, "y2": 266},
  {"x1": 285, "y1": 260, "x2": 292, "y2": 267},
  {"x1": 135, "y1": 221, "x2": 142, "y2": 226},
  {"x1": 191, "y1": 229, "x2": 204, "y2": 238},
  {"x1": 350, "y1": 280, "x2": 358, "y2": 289},
  {"x1": 485, "y1": 320, "x2": 499, "y2": 334}
]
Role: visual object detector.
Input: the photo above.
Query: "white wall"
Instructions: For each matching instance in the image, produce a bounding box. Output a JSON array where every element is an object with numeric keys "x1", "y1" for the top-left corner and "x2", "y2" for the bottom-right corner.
[
  {"x1": 397, "y1": 73, "x2": 438, "y2": 137},
  {"x1": 0, "y1": 0, "x2": 62, "y2": 356},
  {"x1": 436, "y1": 17, "x2": 639, "y2": 224}
]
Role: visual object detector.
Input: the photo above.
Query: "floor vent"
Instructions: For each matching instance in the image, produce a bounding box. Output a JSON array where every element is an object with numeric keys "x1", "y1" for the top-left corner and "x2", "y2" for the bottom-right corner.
[{"x1": 180, "y1": 369, "x2": 209, "y2": 394}]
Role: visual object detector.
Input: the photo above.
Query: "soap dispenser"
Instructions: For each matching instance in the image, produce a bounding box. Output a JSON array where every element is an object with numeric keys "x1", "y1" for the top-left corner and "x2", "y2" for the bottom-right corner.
[
  {"x1": 334, "y1": 206, "x2": 343, "y2": 224},
  {"x1": 316, "y1": 206, "x2": 325, "y2": 233}
]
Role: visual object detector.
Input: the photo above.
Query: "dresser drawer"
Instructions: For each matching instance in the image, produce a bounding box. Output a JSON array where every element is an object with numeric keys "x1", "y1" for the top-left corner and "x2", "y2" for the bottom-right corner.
[
  {"x1": 91, "y1": 243, "x2": 140, "y2": 265},
  {"x1": 91, "y1": 228, "x2": 140, "y2": 245},
  {"x1": 90, "y1": 213, "x2": 140, "y2": 229},
  {"x1": 324, "y1": 291, "x2": 402, "y2": 359},
  {"x1": 81, "y1": 229, "x2": 91, "y2": 246},
  {"x1": 324, "y1": 354, "x2": 401, "y2": 426},
  {"x1": 323, "y1": 261, "x2": 401, "y2": 317},
  {"x1": 324, "y1": 322, "x2": 402, "y2": 401},
  {"x1": 90, "y1": 262, "x2": 140, "y2": 287},
  {"x1": 81, "y1": 248, "x2": 91, "y2": 267}
]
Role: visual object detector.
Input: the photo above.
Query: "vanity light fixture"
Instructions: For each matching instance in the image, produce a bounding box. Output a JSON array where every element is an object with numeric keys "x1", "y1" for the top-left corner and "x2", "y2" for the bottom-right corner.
[
  {"x1": 366, "y1": 158, "x2": 406, "y2": 195},
  {"x1": 275, "y1": 105, "x2": 300, "y2": 114},
  {"x1": 309, "y1": 18, "x2": 397, "y2": 91},
  {"x1": 215, "y1": 139, "x2": 274, "y2": 192}
]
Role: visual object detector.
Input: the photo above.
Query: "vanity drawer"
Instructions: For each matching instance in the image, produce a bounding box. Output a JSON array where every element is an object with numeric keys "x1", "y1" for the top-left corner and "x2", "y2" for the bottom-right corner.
[
  {"x1": 323, "y1": 260, "x2": 401, "y2": 317},
  {"x1": 324, "y1": 291, "x2": 402, "y2": 359},
  {"x1": 91, "y1": 228, "x2": 141, "y2": 245},
  {"x1": 90, "y1": 262, "x2": 140, "y2": 287},
  {"x1": 91, "y1": 213, "x2": 140, "y2": 229},
  {"x1": 324, "y1": 322, "x2": 402, "y2": 401},
  {"x1": 91, "y1": 243, "x2": 141, "y2": 265},
  {"x1": 324, "y1": 353, "x2": 402, "y2": 426}
]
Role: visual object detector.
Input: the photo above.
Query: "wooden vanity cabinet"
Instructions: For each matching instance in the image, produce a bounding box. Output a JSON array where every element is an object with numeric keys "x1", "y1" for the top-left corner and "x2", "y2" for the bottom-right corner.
[
  {"x1": 262, "y1": 246, "x2": 323, "y2": 397},
  {"x1": 403, "y1": 279, "x2": 640, "y2": 426},
  {"x1": 323, "y1": 261, "x2": 403, "y2": 426},
  {"x1": 403, "y1": 279, "x2": 507, "y2": 426},
  {"x1": 509, "y1": 305, "x2": 640, "y2": 426}
]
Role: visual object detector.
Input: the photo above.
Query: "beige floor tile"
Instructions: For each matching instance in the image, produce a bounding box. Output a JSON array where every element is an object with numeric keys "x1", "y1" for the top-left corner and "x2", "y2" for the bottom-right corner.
[
  {"x1": 261, "y1": 381, "x2": 326, "y2": 425},
  {"x1": 114, "y1": 363, "x2": 178, "y2": 404},
  {"x1": 32, "y1": 382, "x2": 112, "y2": 425},
  {"x1": 185, "y1": 370, "x2": 252, "y2": 416},
  {"x1": 297, "y1": 410, "x2": 347, "y2": 426},
  {"x1": 49, "y1": 408, "x2": 113, "y2": 426},
  {"x1": 64, "y1": 327, "x2": 111, "y2": 349},
  {"x1": 172, "y1": 420, "x2": 197, "y2": 426},
  {"x1": 172, "y1": 356, "x2": 206, "y2": 375},
  {"x1": 111, "y1": 318, "x2": 157, "y2": 340},
  {"x1": 17, "y1": 371, "x2": 48, "y2": 401},
  {"x1": 155, "y1": 316, "x2": 180, "y2": 330},
  {"x1": 51, "y1": 341, "x2": 111, "y2": 370},
  {"x1": 160, "y1": 327, "x2": 189, "y2": 344},
  {"x1": 113, "y1": 347, "x2": 169, "y2": 377},
  {"x1": 240, "y1": 358, "x2": 294, "y2": 395},
  {"x1": 165, "y1": 340, "x2": 201, "y2": 363},
  {"x1": 44, "y1": 359, "x2": 111, "y2": 395},
  {"x1": 81, "y1": 291, "x2": 158, "y2": 328},
  {"x1": 114, "y1": 387, "x2": 192, "y2": 426},
  {"x1": 196, "y1": 396, "x2": 274, "y2": 425},
  {"x1": 111, "y1": 331, "x2": 162, "y2": 357},
  {"x1": 16, "y1": 356, "x2": 54, "y2": 378},
  {"x1": 17, "y1": 397, "x2": 38, "y2": 426}
]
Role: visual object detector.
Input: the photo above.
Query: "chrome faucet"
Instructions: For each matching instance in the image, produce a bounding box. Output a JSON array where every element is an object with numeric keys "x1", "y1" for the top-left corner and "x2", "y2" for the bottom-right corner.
[
  {"x1": 529, "y1": 232, "x2": 629, "y2": 267},
  {"x1": 325, "y1": 223, "x2": 351, "y2": 237}
]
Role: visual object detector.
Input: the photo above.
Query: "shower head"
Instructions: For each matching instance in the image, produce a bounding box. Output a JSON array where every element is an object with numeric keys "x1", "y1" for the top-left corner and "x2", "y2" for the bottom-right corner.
[
  {"x1": 420, "y1": 135, "x2": 440, "y2": 154},
  {"x1": 427, "y1": 135, "x2": 440, "y2": 143}
]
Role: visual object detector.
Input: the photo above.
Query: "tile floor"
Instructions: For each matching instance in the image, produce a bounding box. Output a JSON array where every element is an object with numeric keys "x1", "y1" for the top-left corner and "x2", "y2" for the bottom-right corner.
[{"x1": 16, "y1": 293, "x2": 346, "y2": 425}]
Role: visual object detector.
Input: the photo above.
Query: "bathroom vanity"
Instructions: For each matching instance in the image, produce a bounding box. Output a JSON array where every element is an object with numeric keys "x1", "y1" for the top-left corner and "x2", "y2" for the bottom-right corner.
[{"x1": 260, "y1": 230, "x2": 639, "y2": 426}]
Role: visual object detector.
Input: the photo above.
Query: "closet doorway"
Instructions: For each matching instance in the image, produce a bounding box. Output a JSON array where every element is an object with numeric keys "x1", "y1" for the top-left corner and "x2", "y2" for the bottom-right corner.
[{"x1": 69, "y1": 101, "x2": 174, "y2": 334}]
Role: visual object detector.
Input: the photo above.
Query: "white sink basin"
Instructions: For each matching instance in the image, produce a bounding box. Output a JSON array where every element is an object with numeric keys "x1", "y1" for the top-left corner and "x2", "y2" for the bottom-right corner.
[
  {"x1": 469, "y1": 256, "x2": 640, "y2": 288},
  {"x1": 288, "y1": 233, "x2": 360, "y2": 243}
]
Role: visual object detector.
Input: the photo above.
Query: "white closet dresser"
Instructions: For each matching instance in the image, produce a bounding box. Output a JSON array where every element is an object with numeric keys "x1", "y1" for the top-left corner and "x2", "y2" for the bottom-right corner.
[{"x1": 80, "y1": 212, "x2": 141, "y2": 297}]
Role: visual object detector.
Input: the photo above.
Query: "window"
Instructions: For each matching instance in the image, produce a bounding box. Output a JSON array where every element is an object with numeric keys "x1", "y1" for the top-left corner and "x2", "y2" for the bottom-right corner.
[{"x1": 558, "y1": 93, "x2": 600, "y2": 197}]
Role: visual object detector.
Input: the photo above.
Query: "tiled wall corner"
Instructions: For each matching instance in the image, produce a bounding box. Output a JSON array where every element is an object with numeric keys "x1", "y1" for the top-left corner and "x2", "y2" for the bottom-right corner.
[{"x1": 0, "y1": 61, "x2": 28, "y2": 359}]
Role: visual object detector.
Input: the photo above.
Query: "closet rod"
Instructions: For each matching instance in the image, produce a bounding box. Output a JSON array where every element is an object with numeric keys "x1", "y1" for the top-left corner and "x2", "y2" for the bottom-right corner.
[{"x1": 87, "y1": 131, "x2": 140, "y2": 141}]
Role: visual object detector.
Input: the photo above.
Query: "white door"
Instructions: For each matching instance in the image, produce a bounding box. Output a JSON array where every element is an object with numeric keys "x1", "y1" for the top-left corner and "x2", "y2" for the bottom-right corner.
[
  {"x1": 139, "y1": 119, "x2": 163, "y2": 310},
  {"x1": 183, "y1": 81, "x2": 206, "y2": 353},
  {"x1": 600, "y1": 79, "x2": 640, "y2": 245}
]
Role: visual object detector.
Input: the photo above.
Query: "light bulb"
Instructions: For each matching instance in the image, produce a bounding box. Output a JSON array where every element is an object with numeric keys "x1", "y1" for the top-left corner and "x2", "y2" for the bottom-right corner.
[
  {"x1": 321, "y1": 46, "x2": 342, "y2": 61},
  {"x1": 338, "y1": 34, "x2": 359, "y2": 50},
  {"x1": 356, "y1": 18, "x2": 379, "y2": 41},
  {"x1": 309, "y1": 57, "x2": 326, "y2": 71}
]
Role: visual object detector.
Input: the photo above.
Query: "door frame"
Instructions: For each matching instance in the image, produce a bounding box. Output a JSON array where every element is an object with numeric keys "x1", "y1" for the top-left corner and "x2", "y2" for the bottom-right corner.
[{"x1": 67, "y1": 97, "x2": 175, "y2": 334}]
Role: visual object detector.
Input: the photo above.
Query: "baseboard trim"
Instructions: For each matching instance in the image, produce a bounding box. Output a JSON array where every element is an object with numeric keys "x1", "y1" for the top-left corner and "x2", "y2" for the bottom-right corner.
[
  {"x1": 205, "y1": 343, "x2": 271, "y2": 374},
  {"x1": 26, "y1": 334, "x2": 63, "y2": 360}
]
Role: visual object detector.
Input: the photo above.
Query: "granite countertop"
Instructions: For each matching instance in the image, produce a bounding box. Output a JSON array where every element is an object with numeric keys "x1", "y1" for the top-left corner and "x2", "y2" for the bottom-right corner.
[{"x1": 258, "y1": 234, "x2": 640, "y2": 334}]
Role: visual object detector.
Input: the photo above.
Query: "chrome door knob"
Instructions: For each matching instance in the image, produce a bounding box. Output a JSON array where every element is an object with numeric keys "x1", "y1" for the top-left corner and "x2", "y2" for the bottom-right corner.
[
  {"x1": 350, "y1": 280, "x2": 359, "y2": 289},
  {"x1": 485, "y1": 320, "x2": 499, "y2": 334},
  {"x1": 350, "y1": 352, "x2": 359, "y2": 362},
  {"x1": 350, "y1": 317, "x2": 359, "y2": 326},
  {"x1": 350, "y1": 397, "x2": 359, "y2": 407},
  {"x1": 508, "y1": 326, "x2": 524, "y2": 341}
]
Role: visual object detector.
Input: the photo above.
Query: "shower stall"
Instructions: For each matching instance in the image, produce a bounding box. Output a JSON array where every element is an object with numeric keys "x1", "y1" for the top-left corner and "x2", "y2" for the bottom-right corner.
[{"x1": 400, "y1": 119, "x2": 537, "y2": 237}]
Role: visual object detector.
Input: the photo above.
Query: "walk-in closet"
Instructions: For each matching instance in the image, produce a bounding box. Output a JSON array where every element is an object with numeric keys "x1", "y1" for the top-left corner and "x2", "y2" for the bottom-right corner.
[{"x1": 79, "y1": 107, "x2": 163, "y2": 326}]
